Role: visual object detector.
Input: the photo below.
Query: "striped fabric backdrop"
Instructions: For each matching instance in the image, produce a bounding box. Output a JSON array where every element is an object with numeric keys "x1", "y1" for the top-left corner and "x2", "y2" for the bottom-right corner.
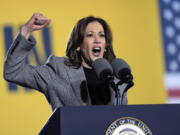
[{"x1": 159, "y1": 0, "x2": 180, "y2": 103}]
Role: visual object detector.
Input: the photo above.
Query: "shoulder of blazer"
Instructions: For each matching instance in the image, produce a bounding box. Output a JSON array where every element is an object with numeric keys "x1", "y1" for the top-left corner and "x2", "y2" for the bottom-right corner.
[
  {"x1": 45, "y1": 55, "x2": 69, "y2": 73},
  {"x1": 46, "y1": 55, "x2": 68, "y2": 64}
]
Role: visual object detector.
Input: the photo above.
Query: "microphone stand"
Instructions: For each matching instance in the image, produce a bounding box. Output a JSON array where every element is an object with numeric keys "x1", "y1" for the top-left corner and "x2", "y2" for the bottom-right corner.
[
  {"x1": 110, "y1": 79, "x2": 134, "y2": 105},
  {"x1": 109, "y1": 80, "x2": 122, "y2": 105},
  {"x1": 117, "y1": 81, "x2": 134, "y2": 105},
  {"x1": 105, "y1": 74, "x2": 134, "y2": 105},
  {"x1": 116, "y1": 72, "x2": 134, "y2": 105},
  {"x1": 105, "y1": 75, "x2": 121, "y2": 105}
]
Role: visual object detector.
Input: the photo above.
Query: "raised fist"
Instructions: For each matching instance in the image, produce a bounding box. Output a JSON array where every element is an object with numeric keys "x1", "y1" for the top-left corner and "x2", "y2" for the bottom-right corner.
[{"x1": 21, "y1": 13, "x2": 51, "y2": 39}]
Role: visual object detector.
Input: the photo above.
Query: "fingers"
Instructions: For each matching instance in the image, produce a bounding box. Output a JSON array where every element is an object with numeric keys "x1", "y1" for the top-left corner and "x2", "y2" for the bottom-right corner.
[
  {"x1": 33, "y1": 18, "x2": 51, "y2": 30},
  {"x1": 34, "y1": 13, "x2": 49, "y2": 24},
  {"x1": 33, "y1": 13, "x2": 51, "y2": 30},
  {"x1": 21, "y1": 13, "x2": 51, "y2": 39},
  {"x1": 26, "y1": 13, "x2": 51, "y2": 31}
]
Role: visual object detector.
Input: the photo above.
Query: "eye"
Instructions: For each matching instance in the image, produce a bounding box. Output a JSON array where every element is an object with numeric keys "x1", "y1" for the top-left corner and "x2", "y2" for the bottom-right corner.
[
  {"x1": 86, "y1": 33, "x2": 93, "y2": 37},
  {"x1": 99, "y1": 33, "x2": 105, "y2": 37}
]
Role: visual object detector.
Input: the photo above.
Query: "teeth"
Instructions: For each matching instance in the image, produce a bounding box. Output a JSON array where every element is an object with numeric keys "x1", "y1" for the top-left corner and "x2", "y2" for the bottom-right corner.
[
  {"x1": 95, "y1": 47, "x2": 100, "y2": 50},
  {"x1": 93, "y1": 47, "x2": 101, "y2": 52}
]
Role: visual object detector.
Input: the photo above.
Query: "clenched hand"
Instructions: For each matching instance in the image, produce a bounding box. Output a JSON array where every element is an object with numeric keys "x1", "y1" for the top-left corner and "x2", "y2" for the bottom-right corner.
[{"x1": 21, "y1": 13, "x2": 51, "y2": 39}]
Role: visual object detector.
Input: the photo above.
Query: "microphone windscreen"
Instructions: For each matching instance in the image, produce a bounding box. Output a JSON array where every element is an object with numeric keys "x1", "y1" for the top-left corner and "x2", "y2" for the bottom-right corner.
[
  {"x1": 92, "y1": 58, "x2": 113, "y2": 81},
  {"x1": 111, "y1": 58, "x2": 131, "y2": 79}
]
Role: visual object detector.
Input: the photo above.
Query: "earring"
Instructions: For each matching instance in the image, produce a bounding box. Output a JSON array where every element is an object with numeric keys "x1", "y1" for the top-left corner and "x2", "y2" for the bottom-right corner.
[{"x1": 76, "y1": 47, "x2": 80, "y2": 52}]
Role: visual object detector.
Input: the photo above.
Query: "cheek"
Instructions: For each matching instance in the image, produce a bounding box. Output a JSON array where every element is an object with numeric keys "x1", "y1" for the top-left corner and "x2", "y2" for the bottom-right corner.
[
  {"x1": 81, "y1": 45, "x2": 90, "y2": 57},
  {"x1": 81, "y1": 44, "x2": 88, "y2": 53},
  {"x1": 102, "y1": 43, "x2": 106, "y2": 52},
  {"x1": 82, "y1": 42, "x2": 92, "y2": 53}
]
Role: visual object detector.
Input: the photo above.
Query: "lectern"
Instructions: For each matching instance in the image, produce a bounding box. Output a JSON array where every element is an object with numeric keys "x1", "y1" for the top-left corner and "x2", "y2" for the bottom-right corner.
[{"x1": 39, "y1": 104, "x2": 180, "y2": 135}]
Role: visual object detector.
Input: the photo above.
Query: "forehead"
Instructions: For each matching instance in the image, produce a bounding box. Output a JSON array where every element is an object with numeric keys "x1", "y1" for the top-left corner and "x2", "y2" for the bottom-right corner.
[{"x1": 85, "y1": 21, "x2": 104, "y2": 32}]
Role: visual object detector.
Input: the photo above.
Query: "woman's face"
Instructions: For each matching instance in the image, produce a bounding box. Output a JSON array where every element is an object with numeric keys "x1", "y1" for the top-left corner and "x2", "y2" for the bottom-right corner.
[{"x1": 80, "y1": 21, "x2": 106, "y2": 68}]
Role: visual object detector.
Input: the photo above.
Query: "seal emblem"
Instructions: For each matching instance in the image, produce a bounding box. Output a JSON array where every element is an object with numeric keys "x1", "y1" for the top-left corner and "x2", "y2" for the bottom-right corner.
[{"x1": 105, "y1": 117, "x2": 152, "y2": 135}]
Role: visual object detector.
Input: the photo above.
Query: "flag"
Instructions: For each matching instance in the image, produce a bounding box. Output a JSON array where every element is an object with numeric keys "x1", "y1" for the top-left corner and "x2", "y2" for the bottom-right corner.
[{"x1": 159, "y1": 0, "x2": 180, "y2": 103}]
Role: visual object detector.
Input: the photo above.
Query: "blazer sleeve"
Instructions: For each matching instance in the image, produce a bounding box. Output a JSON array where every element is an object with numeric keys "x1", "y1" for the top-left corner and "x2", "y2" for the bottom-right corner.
[{"x1": 3, "y1": 32, "x2": 56, "y2": 93}]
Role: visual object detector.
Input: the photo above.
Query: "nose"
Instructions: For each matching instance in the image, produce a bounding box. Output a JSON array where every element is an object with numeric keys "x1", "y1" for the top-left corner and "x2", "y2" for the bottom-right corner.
[{"x1": 94, "y1": 34, "x2": 101, "y2": 44}]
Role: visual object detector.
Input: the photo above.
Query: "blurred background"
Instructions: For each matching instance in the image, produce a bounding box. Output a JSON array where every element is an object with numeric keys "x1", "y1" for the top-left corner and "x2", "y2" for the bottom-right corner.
[{"x1": 0, "y1": 0, "x2": 180, "y2": 134}]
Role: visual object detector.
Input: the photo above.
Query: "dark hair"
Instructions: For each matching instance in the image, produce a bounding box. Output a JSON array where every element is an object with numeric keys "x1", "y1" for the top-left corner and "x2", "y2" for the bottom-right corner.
[{"x1": 65, "y1": 16, "x2": 116, "y2": 68}]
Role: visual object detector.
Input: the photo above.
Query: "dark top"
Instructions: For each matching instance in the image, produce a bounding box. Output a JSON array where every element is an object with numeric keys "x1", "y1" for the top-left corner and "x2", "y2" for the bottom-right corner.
[{"x1": 83, "y1": 67, "x2": 110, "y2": 105}]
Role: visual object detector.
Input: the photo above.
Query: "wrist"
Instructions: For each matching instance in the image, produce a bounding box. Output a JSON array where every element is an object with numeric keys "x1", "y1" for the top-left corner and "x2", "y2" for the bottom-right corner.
[{"x1": 20, "y1": 25, "x2": 32, "y2": 40}]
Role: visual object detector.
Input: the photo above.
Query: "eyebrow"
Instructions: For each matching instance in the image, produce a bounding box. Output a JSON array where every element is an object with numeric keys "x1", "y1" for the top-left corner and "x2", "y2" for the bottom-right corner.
[{"x1": 86, "y1": 31, "x2": 105, "y2": 33}]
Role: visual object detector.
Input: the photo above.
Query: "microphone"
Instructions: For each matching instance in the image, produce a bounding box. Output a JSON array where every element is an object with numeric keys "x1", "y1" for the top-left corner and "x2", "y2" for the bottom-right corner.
[
  {"x1": 111, "y1": 58, "x2": 133, "y2": 83},
  {"x1": 111, "y1": 58, "x2": 134, "y2": 105},
  {"x1": 92, "y1": 58, "x2": 133, "y2": 105},
  {"x1": 92, "y1": 58, "x2": 114, "y2": 83}
]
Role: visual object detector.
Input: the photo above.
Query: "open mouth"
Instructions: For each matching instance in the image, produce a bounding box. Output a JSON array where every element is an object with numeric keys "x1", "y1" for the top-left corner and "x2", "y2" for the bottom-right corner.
[{"x1": 92, "y1": 47, "x2": 101, "y2": 57}]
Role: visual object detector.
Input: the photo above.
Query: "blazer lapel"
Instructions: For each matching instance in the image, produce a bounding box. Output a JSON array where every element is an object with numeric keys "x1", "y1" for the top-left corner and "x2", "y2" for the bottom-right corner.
[{"x1": 67, "y1": 66, "x2": 88, "y2": 105}]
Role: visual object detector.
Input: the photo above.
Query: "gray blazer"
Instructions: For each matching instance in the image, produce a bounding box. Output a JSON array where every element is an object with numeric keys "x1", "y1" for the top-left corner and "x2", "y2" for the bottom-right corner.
[{"x1": 3, "y1": 33, "x2": 127, "y2": 111}]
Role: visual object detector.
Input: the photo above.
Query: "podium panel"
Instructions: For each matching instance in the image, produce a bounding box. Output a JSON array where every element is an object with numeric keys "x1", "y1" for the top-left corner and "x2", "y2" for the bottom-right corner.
[{"x1": 39, "y1": 104, "x2": 180, "y2": 135}]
